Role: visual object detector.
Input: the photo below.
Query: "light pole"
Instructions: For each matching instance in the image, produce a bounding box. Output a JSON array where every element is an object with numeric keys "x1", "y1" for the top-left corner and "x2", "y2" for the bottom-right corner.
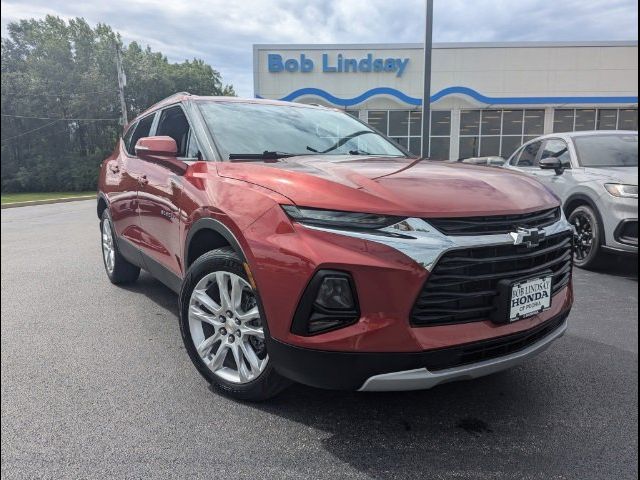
[
  {"x1": 115, "y1": 44, "x2": 128, "y2": 126},
  {"x1": 420, "y1": 0, "x2": 434, "y2": 158}
]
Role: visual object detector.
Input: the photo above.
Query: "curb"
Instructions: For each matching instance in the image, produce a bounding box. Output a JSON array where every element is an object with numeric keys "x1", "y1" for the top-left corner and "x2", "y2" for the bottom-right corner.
[{"x1": 1, "y1": 195, "x2": 95, "y2": 209}]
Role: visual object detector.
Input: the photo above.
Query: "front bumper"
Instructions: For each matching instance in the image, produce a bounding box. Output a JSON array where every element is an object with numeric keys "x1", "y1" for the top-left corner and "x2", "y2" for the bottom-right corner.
[
  {"x1": 267, "y1": 310, "x2": 569, "y2": 391},
  {"x1": 245, "y1": 206, "x2": 574, "y2": 353},
  {"x1": 600, "y1": 194, "x2": 638, "y2": 253}
]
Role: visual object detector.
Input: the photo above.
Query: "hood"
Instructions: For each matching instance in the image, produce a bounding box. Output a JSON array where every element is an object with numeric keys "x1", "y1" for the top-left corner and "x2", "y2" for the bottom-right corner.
[
  {"x1": 216, "y1": 156, "x2": 559, "y2": 217},
  {"x1": 582, "y1": 166, "x2": 638, "y2": 185}
]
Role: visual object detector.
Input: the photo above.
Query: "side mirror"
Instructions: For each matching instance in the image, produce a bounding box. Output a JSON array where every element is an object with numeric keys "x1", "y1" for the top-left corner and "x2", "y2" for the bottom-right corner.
[
  {"x1": 539, "y1": 157, "x2": 564, "y2": 175},
  {"x1": 135, "y1": 136, "x2": 187, "y2": 174}
]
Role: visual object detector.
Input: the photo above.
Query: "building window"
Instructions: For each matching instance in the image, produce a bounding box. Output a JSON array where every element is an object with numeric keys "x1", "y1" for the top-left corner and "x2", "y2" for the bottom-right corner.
[
  {"x1": 367, "y1": 111, "x2": 388, "y2": 133},
  {"x1": 408, "y1": 111, "x2": 422, "y2": 156},
  {"x1": 388, "y1": 110, "x2": 410, "y2": 150},
  {"x1": 553, "y1": 109, "x2": 575, "y2": 133},
  {"x1": 619, "y1": 109, "x2": 639, "y2": 130},
  {"x1": 574, "y1": 109, "x2": 596, "y2": 131},
  {"x1": 458, "y1": 110, "x2": 480, "y2": 158},
  {"x1": 554, "y1": 108, "x2": 638, "y2": 133},
  {"x1": 367, "y1": 109, "x2": 451, "y2": 158},
  {"x1": 345, "y1": 110, "x2": 360, "y2": 118},
  {"x1": 459, "y1": 109, "x2": 544, "y2": 159},
  {"x1": 597, "y1": 109, "x2": 618, "y2": 130},
  {"x1": 524, "y1": 110, "x2": 545, "y2": 138}
]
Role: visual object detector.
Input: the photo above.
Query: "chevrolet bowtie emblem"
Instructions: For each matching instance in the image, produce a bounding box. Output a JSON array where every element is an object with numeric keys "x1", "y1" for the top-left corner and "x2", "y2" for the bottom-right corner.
[{"x1": 510, "y1": 227, "x2": 546, "y2": 248}]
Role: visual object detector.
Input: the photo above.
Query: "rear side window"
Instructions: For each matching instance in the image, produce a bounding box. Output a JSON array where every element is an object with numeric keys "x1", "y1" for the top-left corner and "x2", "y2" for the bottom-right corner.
[
  {"x1": 127, "y1": 114, "x2": 155, "y2": 155},
  {"x1": 541, "y1": 139, "x2": 572, "y2": 168},
  {"x1": 122, "y1": 122, "x2": 137, "y2": 152},
  {"x1": 515, "y1": 141, "x2": 542, "y2": 167}
]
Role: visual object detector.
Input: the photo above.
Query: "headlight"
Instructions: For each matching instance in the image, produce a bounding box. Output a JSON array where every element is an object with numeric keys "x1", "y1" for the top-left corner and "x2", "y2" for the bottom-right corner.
[
  {"x1": 281, "y1": 205, "x2": 404, "y2": 230},
  {"x1": 604, "y1": 184, "x2": 638, "y2": 198}
]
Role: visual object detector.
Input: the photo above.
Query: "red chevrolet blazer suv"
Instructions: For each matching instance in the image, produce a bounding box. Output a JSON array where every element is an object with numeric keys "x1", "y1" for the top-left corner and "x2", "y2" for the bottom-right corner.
[{"x1": 98, "y1": 93, "x2": 573, "y2": 400}]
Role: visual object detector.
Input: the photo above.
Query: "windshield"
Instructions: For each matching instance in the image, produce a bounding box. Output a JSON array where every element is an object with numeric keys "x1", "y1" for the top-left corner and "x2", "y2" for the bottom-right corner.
[
  {"x1": 197, "y1": 101, "x2": 407, "y2": 160},
  {"x1": 573, "y1": 134, "x2": 638, "y2": 167}
]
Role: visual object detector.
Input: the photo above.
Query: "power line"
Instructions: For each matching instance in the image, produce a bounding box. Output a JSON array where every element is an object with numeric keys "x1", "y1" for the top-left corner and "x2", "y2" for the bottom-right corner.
[
  {"x1": 0, "y1": 119, "x2": 61, "y2": 143},
  {"x1": 1, "y1": 116, "x2": 121, "y2": 144},
  {"x1": 2, "y1": 125, "x2": 73, "y2": 144},
  {"x1": 1, "y1": 113, "x2": 120, "y2": 120},
  {"x1": 1, "y1": 89, "x2": 115, "y2": 97}
]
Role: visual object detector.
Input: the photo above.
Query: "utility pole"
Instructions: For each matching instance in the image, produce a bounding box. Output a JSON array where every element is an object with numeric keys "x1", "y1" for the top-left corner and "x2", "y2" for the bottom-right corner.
[
  {"x1": 420, "y1": 0, "x2": 434, "y2": 158},
  {"x1": 115, "y1": 45, "x2": 128, "y2": 126}
]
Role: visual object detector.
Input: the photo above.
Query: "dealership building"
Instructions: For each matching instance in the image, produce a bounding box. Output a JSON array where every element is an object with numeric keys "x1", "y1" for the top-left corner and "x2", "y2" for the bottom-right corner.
[{"x1": 253, "y1": 41, "x2": 638, "y2": 160}]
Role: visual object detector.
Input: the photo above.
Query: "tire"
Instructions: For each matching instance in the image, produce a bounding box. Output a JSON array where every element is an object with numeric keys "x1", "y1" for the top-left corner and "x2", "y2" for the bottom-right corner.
[
  {"x1": 100, "y1": 209, "x2": 141, "y2": 284},
  {"x1": 179, "y1": 247, "x2": 290, "y2": 401},
  {"x1": 568, "y1": 204, "x2": 604, "y2": 269}
]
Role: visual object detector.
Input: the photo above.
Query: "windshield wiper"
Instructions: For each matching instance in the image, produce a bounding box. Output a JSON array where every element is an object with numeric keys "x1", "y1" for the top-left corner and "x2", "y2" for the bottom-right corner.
[
  {"x1": 307, "y1": 130, "x2": 381, "y2": 155},
  {"x1": 228, "y1": 151, "x2": 309, "y2": 161}
]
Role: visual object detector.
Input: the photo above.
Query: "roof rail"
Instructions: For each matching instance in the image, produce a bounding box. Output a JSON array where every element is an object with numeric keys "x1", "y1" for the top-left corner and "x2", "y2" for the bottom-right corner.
[
  {"x1": 162, "y1": 91, "x2": 192, "y2": 102},
  {"x1": 139, "y1": 92, "x2": 192, "y2": 117}
]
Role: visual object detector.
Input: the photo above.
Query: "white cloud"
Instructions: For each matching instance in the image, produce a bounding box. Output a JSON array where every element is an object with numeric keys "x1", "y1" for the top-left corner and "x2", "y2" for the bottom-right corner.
[{"x1": 2, "y1": 0, "x2": 637, "y2": 96}]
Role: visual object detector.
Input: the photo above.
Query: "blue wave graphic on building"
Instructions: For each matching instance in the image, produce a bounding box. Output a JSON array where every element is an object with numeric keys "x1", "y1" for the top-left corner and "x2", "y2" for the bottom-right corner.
[{"x1": 256, "y1": 86, "x2": 638, "y2": 107}]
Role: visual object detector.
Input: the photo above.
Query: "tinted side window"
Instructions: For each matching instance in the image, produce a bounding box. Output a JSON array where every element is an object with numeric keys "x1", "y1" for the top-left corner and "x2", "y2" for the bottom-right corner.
[
  {"x1": 541, "y1": 139, "x2": 572, "y2": 168},
  {"x1": 156, "y1": 106, "x2": 192, "y2": 157},
  {"x1": 515, "y1": 141, "x2": 542, "y2": 167},
  {"x1": 128, "y1": 114, "x2": 156, "y2": 155}
]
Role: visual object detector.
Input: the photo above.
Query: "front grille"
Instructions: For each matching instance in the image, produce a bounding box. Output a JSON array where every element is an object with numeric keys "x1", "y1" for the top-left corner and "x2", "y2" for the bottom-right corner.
[
  {"x1": 427, "y1": 207, "x2": 560, "y2": 236},
  {"x1": 410, "y1": 231, "x2": 573, "y2": 327},
  {"x1": 424, "y1": 312, "x2": 568, "y2": 371}
]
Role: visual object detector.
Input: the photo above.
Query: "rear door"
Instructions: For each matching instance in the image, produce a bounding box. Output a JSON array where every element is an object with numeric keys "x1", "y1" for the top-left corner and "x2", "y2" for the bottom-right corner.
[{"x1": 137, "y1": 104, "x2": 200, "y2": 281}]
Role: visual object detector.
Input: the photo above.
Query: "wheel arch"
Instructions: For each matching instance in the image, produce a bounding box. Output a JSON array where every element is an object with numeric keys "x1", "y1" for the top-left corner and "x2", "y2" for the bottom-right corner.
[
  {"x1": 97, "y1": 192, "x2": 109, "y2": 219},
  {"x1": 564, "y1": 192, "x2": 607, "y2": 246},
  {"x1": 563, "y1": 192, "x2": 599, "y2": 217},
  {"x1": 184, "y1": 218, "x2": 248, "y2": 269}
]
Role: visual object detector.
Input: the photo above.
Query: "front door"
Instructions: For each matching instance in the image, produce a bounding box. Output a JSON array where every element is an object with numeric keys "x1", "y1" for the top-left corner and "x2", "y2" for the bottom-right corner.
[
  {"x1": 530, "y1": 138, "x2": 575, "y2": 199},
  {"x1": 137, "y1": 105, "x2": 200, "y2": 281}
]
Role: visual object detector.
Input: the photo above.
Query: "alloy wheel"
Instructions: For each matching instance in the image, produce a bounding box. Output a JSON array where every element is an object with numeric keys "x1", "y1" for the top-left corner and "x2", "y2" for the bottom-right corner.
[
  {"x1": 571, "y1": 212, "x2": 594, "y2": 262},
  {"x1": 188, "y1": 271, "x2": 268, "y2": 384},
  {"x1": 102, "y1": 218, "x2": 115, "y2": 273}
]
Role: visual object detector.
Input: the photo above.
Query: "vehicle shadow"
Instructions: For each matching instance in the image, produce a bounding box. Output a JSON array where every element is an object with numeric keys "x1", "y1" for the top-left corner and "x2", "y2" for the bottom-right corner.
[
  {"x1": 246, "y1": 366, "x2": 559, "y2": 479},
  {"x1": 591, "y1": 252, "x2": 638, "y2": 280},
  {"x1": 119, "y1": 271, "x2": 180, "y2": 315}
]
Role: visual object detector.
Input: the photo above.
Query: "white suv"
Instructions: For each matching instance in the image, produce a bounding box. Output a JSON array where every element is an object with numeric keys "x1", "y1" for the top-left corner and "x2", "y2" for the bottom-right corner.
[{"x1": 503, "y1": 131, "x2": 638, "y2": 268}]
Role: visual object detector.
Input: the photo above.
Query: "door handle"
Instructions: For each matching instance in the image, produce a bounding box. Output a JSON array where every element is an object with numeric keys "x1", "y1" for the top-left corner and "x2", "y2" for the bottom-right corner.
[
  {"x1": 138, "y1": 175, "x2": 149, "y2": 186},
  {"x1": 109, "y1": 164, "x2": 120, "y2": 174}
]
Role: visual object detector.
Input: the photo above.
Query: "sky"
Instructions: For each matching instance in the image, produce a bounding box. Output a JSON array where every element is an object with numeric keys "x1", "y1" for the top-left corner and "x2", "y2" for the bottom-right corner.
[{"x1": 1, "y1": 0, "x2": 638, "y2": 97}]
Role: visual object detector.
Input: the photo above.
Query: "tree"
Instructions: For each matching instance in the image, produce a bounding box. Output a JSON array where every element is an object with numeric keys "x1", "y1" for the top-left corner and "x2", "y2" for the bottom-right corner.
[{"x1": 1, "y1": 16, "x2": 235, "y2": 192}]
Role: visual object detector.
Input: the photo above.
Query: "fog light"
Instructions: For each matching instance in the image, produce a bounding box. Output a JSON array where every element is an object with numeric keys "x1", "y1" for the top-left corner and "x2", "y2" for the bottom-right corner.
[
  {"x1": 291, "y1": 270, "x2": 360, "y2": 336},
  {"x1": 315, "y1": 277, "x2": 355, "y2": 310}
]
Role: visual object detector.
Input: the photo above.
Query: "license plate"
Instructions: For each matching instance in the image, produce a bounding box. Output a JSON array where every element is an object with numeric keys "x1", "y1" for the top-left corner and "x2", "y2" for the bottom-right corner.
[{"x1": 509, "y1": 276, "x2": 552, "y2": 321}]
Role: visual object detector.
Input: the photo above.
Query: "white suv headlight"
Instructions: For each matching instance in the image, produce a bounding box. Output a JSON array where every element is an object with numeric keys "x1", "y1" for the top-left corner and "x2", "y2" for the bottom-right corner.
[{"x1": 604, "y1": 184, "x2": 639, "y2": 198}]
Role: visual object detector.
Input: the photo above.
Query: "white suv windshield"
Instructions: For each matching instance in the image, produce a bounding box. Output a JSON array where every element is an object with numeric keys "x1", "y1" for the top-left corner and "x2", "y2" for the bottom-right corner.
[
  {"x1": 197, "y1": 101, "x2": 406, "y2": 160},
  {"x1": 573, "y1": 134, "x2": 638, "y2": 167}
]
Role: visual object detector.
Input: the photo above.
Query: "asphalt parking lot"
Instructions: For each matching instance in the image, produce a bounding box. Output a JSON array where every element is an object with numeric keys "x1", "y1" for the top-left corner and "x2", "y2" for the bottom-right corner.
[{"x1": 1, "y1": 200, "x2": 638, "y2": 480}]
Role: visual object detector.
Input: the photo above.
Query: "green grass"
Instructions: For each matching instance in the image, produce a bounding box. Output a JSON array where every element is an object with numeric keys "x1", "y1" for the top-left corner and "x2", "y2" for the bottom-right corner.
[{"x1": 1, "y1": 191, "x2": 95, "y2": 204}]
